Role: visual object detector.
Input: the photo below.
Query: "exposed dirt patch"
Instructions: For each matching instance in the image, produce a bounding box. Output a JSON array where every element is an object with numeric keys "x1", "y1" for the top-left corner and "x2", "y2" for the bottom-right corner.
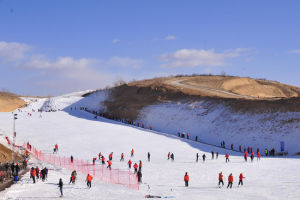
[
  {"x1": 0, "y1": 92, "x2": 26, "y2": 112},
  {"x1": 0, "y1": 143, "x2": 22, "y2": 163}
]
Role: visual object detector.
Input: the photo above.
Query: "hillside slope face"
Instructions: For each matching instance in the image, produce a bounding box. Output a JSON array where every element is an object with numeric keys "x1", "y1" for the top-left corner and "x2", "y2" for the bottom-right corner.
[{"x1": 81, "y1": 76, "x2": 300, "y2": 154}]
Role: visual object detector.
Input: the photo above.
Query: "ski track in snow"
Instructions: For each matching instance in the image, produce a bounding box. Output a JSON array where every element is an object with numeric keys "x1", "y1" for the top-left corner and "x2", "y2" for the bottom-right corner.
[{"x1": 0, "y1": 91, "x2": 300, "y2": 200}]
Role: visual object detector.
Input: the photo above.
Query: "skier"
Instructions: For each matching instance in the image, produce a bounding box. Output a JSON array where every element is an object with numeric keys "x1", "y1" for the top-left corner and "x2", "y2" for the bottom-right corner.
[
  {"x1": 86, "y1": 174, "x2": 93, "y2": 188},
  {"x1": 107, "y1": 160, "x2": 112, "y2": 169},
  {"x1": 133, "y1": 163, "x2": 138, "y2": 173},
  {"x1": 58, "y1": 178, "x2": 63, "y2": 197},
  {"x1": 244, "y1": 151, "x2": 248, "y2": 162},
  {"x1": 227, "y1": 173, "x2": 233, "y2": 189},
  {"x1": 120, "y1": 153, "x2": 124, "y2": 161},
  {"x1": 196, "y1": 153, "x2": 199, "y2": 162},
  {"x1": 131, "y1": 149, "x2": 134, "y2": 157},
  {"x1": 147, "y1": 152, "x2": 151, "y2": 162},
  {"x1": 101, "y1": 156, "x2": 105, "y2": 164},
  {"x1": 211, "y1": 151, "x2": 214, "y2": 159},
  {"x1": 128, "y1": 159, "x2": 132, "y2": 168},
  {"x1": 184, "y1": 172, "x2": 189, "y2": 187},
  {"x1": 225, "y1": 153, "x2": 229, "y2": 163},
  {"x1": 202, "y1": 154, "x2": 206, "y2": 162},
  {"x1": 137, "y1": 169, "x2": 142, "y2": 183},
  {"x1": 168, "y1": 152, "x2": 170, "y2": 160},
  {"x1": 238, "y1": 173, "x2": 245, "y2": 186},
  {"x1": 218, "y1": 172, "x2": 224, "y2": 187},
  {"x1": 70, "y1": 155, "x2": 74, "y2": 163}
]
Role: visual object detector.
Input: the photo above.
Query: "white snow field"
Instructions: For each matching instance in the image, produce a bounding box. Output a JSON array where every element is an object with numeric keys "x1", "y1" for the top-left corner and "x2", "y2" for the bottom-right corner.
[{"x1": 0, "y1": 92, "x2": 300, "y2": 200}]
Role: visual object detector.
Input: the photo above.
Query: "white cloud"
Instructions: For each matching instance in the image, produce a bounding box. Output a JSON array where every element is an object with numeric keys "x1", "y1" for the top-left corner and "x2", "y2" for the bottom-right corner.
[
  {"x1": 112, "y1": 38, "x2": 120, "y2": 44},
  {"x1": 107, "y1": 56, "x2": 144, "y2": 69},
  {"x1": 0, "y1": 41, "x2": 31, "y2": 61},
  {"x1": 164, "y1": 35, "x2": 176, "y2": 40},
  {"x1": 160, "y1": 48, "x2": 246, "y2": 68},
  {"x1": 289, "y1": 49, "x2": 300, "y2": 54}
]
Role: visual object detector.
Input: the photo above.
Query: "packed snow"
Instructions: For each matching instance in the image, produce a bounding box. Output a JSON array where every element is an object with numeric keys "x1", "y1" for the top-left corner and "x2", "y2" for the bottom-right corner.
[{"x1": 0, "y1": 92, "x2": 300, "y2": 200}]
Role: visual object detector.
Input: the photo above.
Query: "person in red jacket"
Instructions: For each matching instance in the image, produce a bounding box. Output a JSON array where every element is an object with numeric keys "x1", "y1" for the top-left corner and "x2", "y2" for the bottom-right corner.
[
  {"x1": 257, "y1": 151, "x2": 261, "y2": 161},
  {"x1": 128, "y1": 159, "x2": 132, "y2": 168},
  {"x1": 139, "y1": 160, "x2": 142, "y2": 171},
  {"x1": 131, "y1": 149, "x2": 134, "y2": 157},
  {"x1": 238, "y1": 173, "x2": 245, "y2": 186},
  {"x1": 184, "y1": 172, "x2": 189, "y2": 187},
  {"x1": 109, "y1": 152, "x2": 113, "y2": 161},
  {"x1": 86, "y1": 174, "x2": 93, "y2": 188},
  {"x1": 98, "y1": 152, "x2": 102, "y2": 160},
  {"x1": 168, "y1": 152, "x2": 170, "y2": 160},
  {"x1": 218, "y1": 172, "x2": 224, "y2": 187},
  {"x1": 120, "y1": 153, "x2": 124, "y2": 161},
  {"x1": 107, "y1": 160, "x2": 112, "y2": 169},
  {"x1": 227, "y1": 173, "x2": 233, "y2": 189},
  {"x1": 133, "y1": 163, "x2": 138, "y2": 173},
  {"x1": 101, "y1": 156, "x2": 105, "y2": 164},
  {"x1": 30, "y1": 167, "x2": 36, "y2": 183},
  {"x1": 225, "y1": 153, "x2": 229, "y2": 163},
  {"x1": 244, "y1": 151, "x2": 248, "y2": 162},
  {"x1": 93, "y1": 157, "x2": 97, "y2": 165}
]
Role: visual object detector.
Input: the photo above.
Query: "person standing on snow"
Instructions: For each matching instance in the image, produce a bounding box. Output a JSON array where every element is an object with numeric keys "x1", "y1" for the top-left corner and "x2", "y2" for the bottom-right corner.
[
  {"x1": 244, "y1": 151, "x2": 248, "y2": 162},
  {"x1": 139, "y1": 160, "x2": 142, "y2": 171},
  {"x1": 147, "y1": 152, "x2": 151, "y2": 162},
  {"x1": 30, "y1": 167, "x2": 36, "y2": 183},
  {"x1": 131, "y1": 149, "x2": 134, "y2": 157},
  {"x1": 251, "y1": 151, "x2": 255, "y2": 162},
  {"x1": 98, "y1": 152, "x2": 102, "y2": 160},
  {"x1": 109, "y1": 152, "x2": 113, "y2": 161},
  {"x1": 101, "y1": 156, "x2": 105, "y2": 164},
  {"x1": 225, "y1": 153, "x2": 230, "y2": 163},
  {"x1": 170, "y1": 153, "x2": 174, "y2": 161},
  {"x1": 184, "y1": 172, "x2": 189, "y2": 187},
  {"x1": 218, "y1": 172, "x2": 224, "y2": 187},
  {"x1": 196, "y1": 153, "x2": 199, "y2": 162},
  {"x1": 168, "y1": 152, "x2": 170, "y2": 160},
  {"x1": 227, "y1": 173, "x2": 233, "y2": 189},
  {"x1": 70, "y1": 155, "x2": 74, "y2": 163},
  {"x1": 58, "y1": 178, "x2": 63, "y2": 197},
  {"x1": 257, "y1": 151, "x2": 261, "y2": 161},
  {"x1": 202, "y1": 154, "x2": 206, "y2": 162},
  {"x1": 35, "y1": 166, "x2": 40, "y2": 179},
  {"x1": 133, "y1": 163, "x2": 138, "y2": 173},
  {"x1": 107, "y1": 160, "x2": 112, "y2": 169},
  {"x1": 211, "y1": 151, "x2": 214, "y2": 159},
  {"x1": 128, "y1": 159, "x2": 132, "y2": 168},
  {"x1": 137, "y1": 169, "x2": 142, "y2": 183},
  {"x1": 238, "y1": 173, "x2": 245, "y2": 186},
  {"x1": 120, "y1": 153, "x2": 124, "y2": 161},
  {"x1": 86, "y1": 174, "x2": 93, "y2": 188}
]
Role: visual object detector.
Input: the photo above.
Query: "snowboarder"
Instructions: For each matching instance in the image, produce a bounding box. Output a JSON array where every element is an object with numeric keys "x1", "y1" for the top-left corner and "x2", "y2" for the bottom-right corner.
[
  {"x1": 218, "y1": 172, "x2": 224, "y2": 187},
  {"x1": 225, "y1": 153, "x2": 229, "y2": 163},
  {"x1": 227, "y1": 173, "x2": 233, "y2": 189},
  {"x1": 86, "y1": 174, "x2": 93, "y2": 188},
  {"x1": 147, "y1": 152, "x2": 150, "y2": 162},
  {"x1": 58, "y1": 178, "x2": 63, "y2": 197},
  {"x1": 238, "y1": 173, "x2": 245, "y2": 186},
  {"x1": 184, "y1": 172, "x2": 189, "y2": 187}
]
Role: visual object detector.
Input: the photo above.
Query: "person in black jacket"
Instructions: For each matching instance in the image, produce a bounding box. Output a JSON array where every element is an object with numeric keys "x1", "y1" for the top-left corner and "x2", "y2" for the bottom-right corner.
[{"x1": 58, "y1": 178, "x2": 63, "y2": 197}]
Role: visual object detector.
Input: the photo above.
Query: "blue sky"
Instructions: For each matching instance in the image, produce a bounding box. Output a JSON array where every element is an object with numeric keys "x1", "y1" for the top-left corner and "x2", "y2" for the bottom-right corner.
[{"x1": 0, "y1": 0, "x2": 300, "y2": 95}]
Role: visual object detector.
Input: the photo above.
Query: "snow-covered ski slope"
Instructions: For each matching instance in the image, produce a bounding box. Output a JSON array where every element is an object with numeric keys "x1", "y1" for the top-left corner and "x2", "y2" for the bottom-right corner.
[{"x1": 0, "y1": 92, "x2": 300, "y2": 200}]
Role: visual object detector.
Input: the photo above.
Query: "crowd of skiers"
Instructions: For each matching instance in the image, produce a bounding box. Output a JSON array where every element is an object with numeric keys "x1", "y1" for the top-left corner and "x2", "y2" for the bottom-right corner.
[{"x1": 30, "y1": 166, "x2": 48, "y2": 183}]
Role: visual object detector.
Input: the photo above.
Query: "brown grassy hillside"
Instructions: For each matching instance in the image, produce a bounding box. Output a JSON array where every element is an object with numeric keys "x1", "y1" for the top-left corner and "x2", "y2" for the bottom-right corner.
[
  {"x1": 99, "y1": 75, "x2": 300, "y2": 120},
  {"x1": 0, "y1": 92, "x2": 26, "y2": 112}
]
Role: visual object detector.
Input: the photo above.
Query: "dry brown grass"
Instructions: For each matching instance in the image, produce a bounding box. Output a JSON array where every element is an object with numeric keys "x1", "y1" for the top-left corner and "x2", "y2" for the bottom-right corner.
[{"x1": 0, "y1": 92, "x2": 26, "y2": 112}]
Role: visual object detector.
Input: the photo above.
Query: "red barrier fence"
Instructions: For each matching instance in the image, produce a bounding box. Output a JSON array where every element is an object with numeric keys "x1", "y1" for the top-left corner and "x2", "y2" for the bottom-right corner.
[{"x1": 29, "y1": 146, "x2": 139, "y2": 190}]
